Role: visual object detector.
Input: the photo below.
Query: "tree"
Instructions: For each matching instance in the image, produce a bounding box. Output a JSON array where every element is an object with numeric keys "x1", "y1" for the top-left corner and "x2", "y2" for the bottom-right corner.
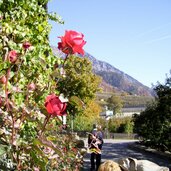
[
  {"x1": 73, "y1": 100, "x2": 102, "y2": 131},
  {"x1": 57, "y1": 55, "x2": 101, "y2": 102},
  {"x1": 134, "y1": 74, "x2": 171, "y2": 151},
  {"x1": 107, "y1": 95, "x2": 123, "y2": 114},
  {"x1": 57, "y1": 55, "x2": 101, "y2": 117}
]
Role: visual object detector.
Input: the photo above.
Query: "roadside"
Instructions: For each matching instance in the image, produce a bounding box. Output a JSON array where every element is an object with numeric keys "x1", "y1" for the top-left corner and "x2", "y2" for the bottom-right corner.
[
  {"x1": 128, "y1": 141, "x2": 171, "y2": 161},
  {"x1": 81, "y1": 139, "x2": 171, "y2": 171}
]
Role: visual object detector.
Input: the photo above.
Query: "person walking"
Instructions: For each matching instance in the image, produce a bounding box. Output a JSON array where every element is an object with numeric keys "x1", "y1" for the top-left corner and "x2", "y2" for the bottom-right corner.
[{"x1": 88, "y1": 124, "x2": 104, "y2": 171}]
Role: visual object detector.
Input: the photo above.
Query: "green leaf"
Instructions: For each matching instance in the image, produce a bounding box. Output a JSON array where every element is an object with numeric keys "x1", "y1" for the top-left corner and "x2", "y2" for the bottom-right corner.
[
  {"x1": 38, "y1": 24, "x2": 44, "y2": 32},
  {"x1": 32, "y1": 145, "x2": 48, "y2": 163},
  {"x1": 51, "y1": 70, "x2": 60, "y2": 78},
  {"x1": 30, "y1": 151, "x2": 46, "y2": 171},
  {"x1": 69, "y1": 96, "x2": 84, "y2": 108},
  {"x1": 0, "y1": 145, "x2": 8, "y2": 156}
]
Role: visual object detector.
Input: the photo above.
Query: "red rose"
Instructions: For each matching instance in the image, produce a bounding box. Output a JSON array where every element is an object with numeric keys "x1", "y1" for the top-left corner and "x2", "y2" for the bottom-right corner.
[
  {"x1": 58, "y1": 30, "x2": 86, "y2": 55},
  {"x1": 23, "y1": 42, "x2": 31, "y2": 50},
  {"x1": 44, "y1": 94, "x2": 67, "y2": 116},
  {"x1": 8, "y1": 50, "x2": 17, "y2": 63}
]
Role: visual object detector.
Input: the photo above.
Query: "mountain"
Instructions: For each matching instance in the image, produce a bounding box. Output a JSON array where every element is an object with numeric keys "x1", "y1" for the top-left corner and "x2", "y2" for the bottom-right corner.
[{"x1": 51, "y1": 46, "x2": 153, "y2": 96}]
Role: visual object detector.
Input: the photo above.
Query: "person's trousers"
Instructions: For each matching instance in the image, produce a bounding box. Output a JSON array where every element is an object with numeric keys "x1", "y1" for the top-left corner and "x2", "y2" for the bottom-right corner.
[{"x1": 90, "y1": 153, "x2": 101, "y2": 170}]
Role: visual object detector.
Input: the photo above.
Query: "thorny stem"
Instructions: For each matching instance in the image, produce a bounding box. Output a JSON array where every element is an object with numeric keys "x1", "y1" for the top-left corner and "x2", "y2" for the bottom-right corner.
[
  {"x1": 56, "y1": 54, "x2": 69, "y2": 85},
  {"x1": 4, "y1": 68, "x2": 18, "y2": 168},
  {"x1": 16, "y1": 48, "x2": 26, "y2": 80},
  {"x1": 40, "y1": 114, "x2": 51, "y2": 136},
  {"x1": 62, "y1": 54, "x2": 69, "y2": 68},
  {"x1": 5, "y1": 68, "x2": 15, "y2": 145},
  {"x1": 5, "y1": 68, "x2": 10, "y2": 105}
]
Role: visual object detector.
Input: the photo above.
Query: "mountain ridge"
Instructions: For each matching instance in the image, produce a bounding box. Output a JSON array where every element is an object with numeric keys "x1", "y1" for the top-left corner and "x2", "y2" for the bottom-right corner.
[{"x1": 51, "y1": 46, "x2": 153, "y2": 96}]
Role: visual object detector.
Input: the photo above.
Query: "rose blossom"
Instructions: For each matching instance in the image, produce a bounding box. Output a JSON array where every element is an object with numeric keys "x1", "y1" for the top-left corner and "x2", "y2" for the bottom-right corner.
[
  {"x1": 44, "y1": 94, "x2": 67, "y2": 116},
  {"x1": 58, "y1": 30, "x2": 86, "y2": 55},
  {"x1": 8, "y1": 50, "x2": 18, "y2": 63}
]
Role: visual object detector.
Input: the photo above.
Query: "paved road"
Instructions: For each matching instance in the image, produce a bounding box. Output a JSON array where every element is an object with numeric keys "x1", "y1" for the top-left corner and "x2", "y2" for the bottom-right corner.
[{"x1": 81, "y1": 139, "x2": 171, "y2": 171}]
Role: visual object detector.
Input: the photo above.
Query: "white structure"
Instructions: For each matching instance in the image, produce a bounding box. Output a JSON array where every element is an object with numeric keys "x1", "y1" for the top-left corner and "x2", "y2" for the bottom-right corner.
[
  {"x1": 115, "y1": 107, "x2": 146, "y2": 118},
  {"x1": 100, "y1": 107, "x2": 146, "y2": 118},
  {"x1": 100, "y1": 105, "x2": 114, "y2": 118}
]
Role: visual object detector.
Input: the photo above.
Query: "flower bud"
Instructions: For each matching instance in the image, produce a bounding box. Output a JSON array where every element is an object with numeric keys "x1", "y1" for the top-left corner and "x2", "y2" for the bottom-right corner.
[
  {"x1": 23, "y1": 42, "x2": 31, "y2": 50},
  {"x1": 0, "y1": 75, "x2": 7, "y2": 84},
  {"x1": 28, "y1": 83, "x2": 36, "y2": 91}
]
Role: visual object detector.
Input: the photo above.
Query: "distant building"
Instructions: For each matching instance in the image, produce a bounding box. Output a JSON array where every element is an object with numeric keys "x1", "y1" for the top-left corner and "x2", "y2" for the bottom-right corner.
[
  {"x1": 100, "y1": 107, "x2": 146, "y2": 118},
  {"x1": 100, "y1": 105, "x2": 113, "y2": 119},
  {"x1": 115, "y1": 107, "x2": 146, "y2": 117}
]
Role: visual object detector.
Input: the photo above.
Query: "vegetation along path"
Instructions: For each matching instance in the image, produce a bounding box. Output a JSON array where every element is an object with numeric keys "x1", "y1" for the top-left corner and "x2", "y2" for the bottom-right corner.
[{"x1": 81, "y1": 139, "x2": 171, "y2": 171}]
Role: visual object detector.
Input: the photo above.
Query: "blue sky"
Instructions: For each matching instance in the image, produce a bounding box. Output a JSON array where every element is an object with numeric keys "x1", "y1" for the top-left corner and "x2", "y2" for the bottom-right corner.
[{"x1": 48, "y1": 0, "x2": 171, "y2": 88}]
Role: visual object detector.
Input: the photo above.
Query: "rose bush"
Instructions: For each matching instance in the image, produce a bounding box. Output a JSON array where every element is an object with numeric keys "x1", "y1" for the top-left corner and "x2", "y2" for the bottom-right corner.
[
  {"x1": 0, "y1": 0, "x2": 101, "y2": 170},
  {"x1": 0, "y1": 0, "x2": 90, "y2": 170}
]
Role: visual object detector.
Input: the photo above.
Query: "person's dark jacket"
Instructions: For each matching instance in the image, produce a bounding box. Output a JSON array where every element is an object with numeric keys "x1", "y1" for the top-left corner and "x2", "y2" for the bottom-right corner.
[{"x1": 88, "y1": 129, "x2": 103, "y2": 150}]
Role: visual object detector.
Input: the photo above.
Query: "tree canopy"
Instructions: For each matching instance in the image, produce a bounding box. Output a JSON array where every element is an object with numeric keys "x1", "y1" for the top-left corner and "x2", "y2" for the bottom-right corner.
[
  {"x1": 134, "y1": 74, "x2": 171, "y2": 152},
  {"x1": 107, "y1": 95, "x2": 123, "y2": 114}
]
